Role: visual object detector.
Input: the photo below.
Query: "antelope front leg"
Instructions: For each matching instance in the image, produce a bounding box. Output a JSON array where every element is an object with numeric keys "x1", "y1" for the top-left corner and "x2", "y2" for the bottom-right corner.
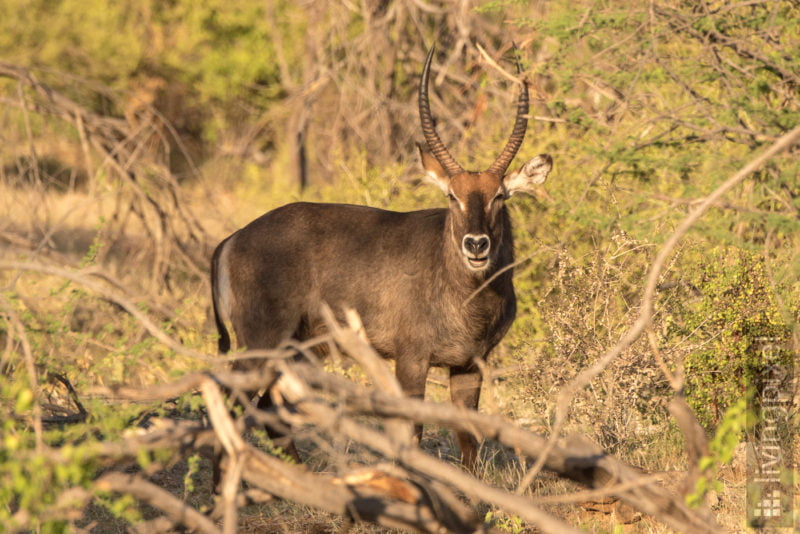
[
  {"x1": 449, "y1": 364, "x2": 482, "y2": 470},
  {"x1": 394, "y1": 354, "x2": 430, "y2": 445}
]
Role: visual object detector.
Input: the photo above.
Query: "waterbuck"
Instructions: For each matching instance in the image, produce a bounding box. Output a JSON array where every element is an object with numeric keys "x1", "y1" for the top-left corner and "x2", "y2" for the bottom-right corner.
[{"x1": 211, "y1": 46, "x2": 552, "y2": 469}]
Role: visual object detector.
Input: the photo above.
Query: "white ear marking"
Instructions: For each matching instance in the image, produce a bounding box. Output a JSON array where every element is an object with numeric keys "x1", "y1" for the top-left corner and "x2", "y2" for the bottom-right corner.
[
  {"x1": 423, "y1": 170, "x2": 449, "y2": 195},
  {"x1": 418, "y1": 144, "x2": 451, "y2": 194},
  {"x1": 504, "y1": 154, "x2": 553, "y2": 197}
]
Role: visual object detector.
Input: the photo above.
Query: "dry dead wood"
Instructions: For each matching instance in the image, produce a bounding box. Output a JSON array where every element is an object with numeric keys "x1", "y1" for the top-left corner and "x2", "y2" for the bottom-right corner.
[
  {"x1": 0, "y1": 61, "x2": 210, "y2": 289},
  {"x1": 82, "y1": 336, "x2": 717, "y2": 533},
  {"x1": 280, "y1": 360, "x2": 717, "y2": 533},
  {"x1": 85, "y1": 373, "x2": 502, "y2": 533}
]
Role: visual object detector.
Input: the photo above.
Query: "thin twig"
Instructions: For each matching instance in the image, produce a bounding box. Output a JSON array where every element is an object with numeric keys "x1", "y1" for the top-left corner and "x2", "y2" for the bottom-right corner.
[
  {"x1": 0, "y1": 260, "x2": 211, "y2": 362},
  {"x1": 464, "y1": 251, "x2": 540, "y2": 306},
  {"x1": 0, "y1": 294, "x2": 43, "y2": 453},
  {"x1": 475, "y1": 42, "x2": 523, "y2": 86}
]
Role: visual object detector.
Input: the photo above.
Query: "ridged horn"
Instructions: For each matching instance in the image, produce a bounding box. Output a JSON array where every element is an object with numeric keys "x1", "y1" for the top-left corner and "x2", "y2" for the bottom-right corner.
[
  {"x1": 419, "y1": 45, "x2": 464, "y2": 176},
  {"x1": 485, "y1": 47, "x2": 529, "y2": 177}
]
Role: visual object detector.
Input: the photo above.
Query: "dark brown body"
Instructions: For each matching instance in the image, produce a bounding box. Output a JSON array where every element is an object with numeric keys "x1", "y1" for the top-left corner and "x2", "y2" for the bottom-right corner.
[
  {"x1": 210, "y1": 46, "x2": 553, "y2": 470},
  {"x1": 214, "y1": 202, "x2": 515, "y2": 367}
]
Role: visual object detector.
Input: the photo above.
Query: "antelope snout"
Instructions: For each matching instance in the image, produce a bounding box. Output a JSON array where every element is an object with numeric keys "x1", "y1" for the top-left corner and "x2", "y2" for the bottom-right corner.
[
  {"x1": 462, "y1": 234, "x2": 491, "y2": 270},
  {"x1": 463, "y1": 234, "x2": 490, "y2": 256}
]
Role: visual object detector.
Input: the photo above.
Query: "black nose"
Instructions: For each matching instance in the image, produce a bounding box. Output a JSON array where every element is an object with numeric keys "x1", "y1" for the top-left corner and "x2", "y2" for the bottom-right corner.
[{"x1": 463, "y1": 234, "x2": 490, "y2": 257}]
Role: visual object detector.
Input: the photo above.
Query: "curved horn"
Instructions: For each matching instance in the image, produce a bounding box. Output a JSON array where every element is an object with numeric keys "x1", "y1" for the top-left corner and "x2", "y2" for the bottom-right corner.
[
  {"x1": 485, "y1": 49, "x2": 529, "y2": 176},
  {"x1": 419, "y1": 46, "x2": 464, "y2": 176}
]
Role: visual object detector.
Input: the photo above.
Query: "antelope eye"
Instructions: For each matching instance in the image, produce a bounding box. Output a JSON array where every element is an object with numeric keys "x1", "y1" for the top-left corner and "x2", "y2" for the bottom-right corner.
[
  {"x1": 494, "y1": 192, "x2": 505, "y2": 201},
  {"x1": 447, "y1": 192, "x2": 456, "y2": 201}
]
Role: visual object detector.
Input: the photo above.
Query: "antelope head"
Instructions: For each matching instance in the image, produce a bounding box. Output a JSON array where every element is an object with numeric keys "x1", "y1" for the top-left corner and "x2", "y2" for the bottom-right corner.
[{"x1": 418, "y1": 46, "x2": 553, "y2": 273}]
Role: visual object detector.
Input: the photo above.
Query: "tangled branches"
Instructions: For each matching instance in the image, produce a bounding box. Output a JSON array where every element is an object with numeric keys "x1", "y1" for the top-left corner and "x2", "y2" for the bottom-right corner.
[{"x1": 0, "y1": 62, "x2": 209, "y2": 292}]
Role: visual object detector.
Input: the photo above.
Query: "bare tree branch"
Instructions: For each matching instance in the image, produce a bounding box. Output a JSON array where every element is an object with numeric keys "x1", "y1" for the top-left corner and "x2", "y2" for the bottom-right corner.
[
  {"x1": 86, "y1": 337, "x2": 718, "y2": 532},
  {"x1": 286, "y1": 362, "x2": 716, "y2": 533}
]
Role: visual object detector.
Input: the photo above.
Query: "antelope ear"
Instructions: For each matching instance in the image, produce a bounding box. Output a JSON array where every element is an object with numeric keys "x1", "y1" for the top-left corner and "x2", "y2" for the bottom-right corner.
[
  {"x1": 417, "y1": 143, "x2": 450, "y2": 195},
  {"x1": 503, "y1": 154, "x2": 553, "y2": 197}
]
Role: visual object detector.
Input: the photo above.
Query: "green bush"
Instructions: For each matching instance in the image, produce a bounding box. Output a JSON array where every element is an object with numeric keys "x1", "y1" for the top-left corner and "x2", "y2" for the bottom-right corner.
[{"x1": 670, "y1": 246, "x2": 792, "y2": 429}]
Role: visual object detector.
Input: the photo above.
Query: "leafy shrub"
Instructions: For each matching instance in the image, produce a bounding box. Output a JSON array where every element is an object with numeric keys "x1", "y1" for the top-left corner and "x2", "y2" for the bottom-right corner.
[{"x1": 669, "y1": 246, "x2": 792, "y2": 429}]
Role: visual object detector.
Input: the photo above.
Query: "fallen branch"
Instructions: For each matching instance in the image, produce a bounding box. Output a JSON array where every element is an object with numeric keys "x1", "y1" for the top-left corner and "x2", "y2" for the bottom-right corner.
[
  {"x1": 202, "y1": 374, "x2": 490, "y2": 533},
  {"x1": 90, "y1": 351, "x2": 718, "y2": 532},
  {"x1": 285, "y1": 362, "x2": 717, "y2": 533}
]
